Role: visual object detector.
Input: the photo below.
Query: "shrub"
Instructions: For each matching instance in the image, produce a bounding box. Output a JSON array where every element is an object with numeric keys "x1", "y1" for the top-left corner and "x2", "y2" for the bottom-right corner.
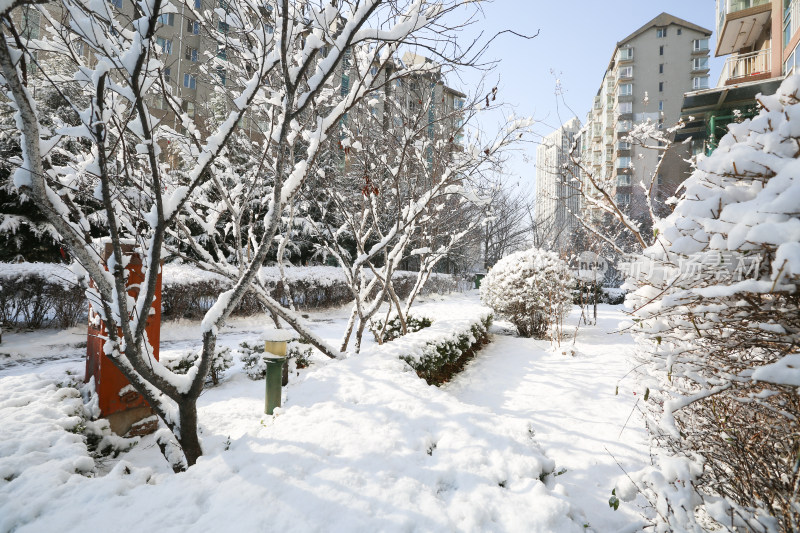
[
  {"x1": 480, "y1": 248, "x2": 573, "y2": 338},
  {"x1": 239, "y1": 339, "x2": 314, "y2": 380},
  {"x1": 623, "y1": 77, "x2": 800, "y2": 530},
  {"x1": 401, "y1": 315, "x2": 492, "y2": 386},
  {"x1": 370, "y1": 314, "x2": 432, "y2": 343},
  {"x1": 163, "y1": 346, "x2": 233, "y2": 386}
]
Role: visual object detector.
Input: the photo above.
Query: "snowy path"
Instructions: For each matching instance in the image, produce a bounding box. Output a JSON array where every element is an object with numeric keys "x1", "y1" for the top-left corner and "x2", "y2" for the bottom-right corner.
[{"x1": 446, "y1": 306, "x2": 650, "y2": 532}]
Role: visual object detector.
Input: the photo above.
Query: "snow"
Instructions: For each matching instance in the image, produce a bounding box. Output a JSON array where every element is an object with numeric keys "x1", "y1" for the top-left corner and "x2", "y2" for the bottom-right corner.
[
  {"x1": 0, "y1": 292, "x2": 648, "y2": 532},
  {"x1": 447, "y1": 306, "x2": 650, "y2": 532}
]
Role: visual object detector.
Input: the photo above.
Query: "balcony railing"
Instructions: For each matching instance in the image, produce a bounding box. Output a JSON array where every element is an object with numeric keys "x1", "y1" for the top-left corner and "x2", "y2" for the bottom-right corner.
[{"x1": 719, "y1": 48, "x2": 771, "y2": 84}]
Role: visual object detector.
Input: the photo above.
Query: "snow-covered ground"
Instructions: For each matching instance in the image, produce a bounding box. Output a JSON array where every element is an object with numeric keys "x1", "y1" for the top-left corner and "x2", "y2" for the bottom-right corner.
[
  {"x1": 447, "y1": 307, "x2": 650, "y2": 532},
  {"x1": 0, "y1": 292, "x2": 649, "y2": 532}
]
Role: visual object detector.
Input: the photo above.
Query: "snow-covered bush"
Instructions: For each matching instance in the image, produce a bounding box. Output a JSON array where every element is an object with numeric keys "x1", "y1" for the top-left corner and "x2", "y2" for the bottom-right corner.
[
  {"x1": 163, "y1": 347, "x2": 233, "y2": 386},
  {"x1": 370, "y1": 314, "x2": 432, "y2": 343},
  {"x1": 623, "y1": 76, "x2": 800, "y2": 531},
  {"x1": 239, "y1": 340, "x2": 314, "y2": 380},
  {"x1": 480, "y1": 248, "x2": 573, "y2": 338},
  {"x1": 401, "y1": 315, "x2": 492, "y2": 385}
]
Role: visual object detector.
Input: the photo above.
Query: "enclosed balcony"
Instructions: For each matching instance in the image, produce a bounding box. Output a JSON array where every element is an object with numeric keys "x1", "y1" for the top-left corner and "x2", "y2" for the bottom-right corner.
[
  {"x1": 784, "y1": 0, "x2": 800, "y2": 49},
  {"x1": 718, "y1": 48, "x2": 772, "y2": 84},
  {"x1": 716, "y1": 0, "x2": 772, "y2": 56}
]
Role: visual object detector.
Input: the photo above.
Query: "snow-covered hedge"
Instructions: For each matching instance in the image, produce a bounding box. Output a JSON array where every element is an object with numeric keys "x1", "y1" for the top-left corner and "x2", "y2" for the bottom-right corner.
[
  {"x1": 0, "y1": 263, "x2": 456, "y2": 328},
  {"x1": 375, "y1": 303, "x2": 492, "y2": 385},
  {"x1": 623, "y1": 76, "x2": 800, "y2": 531},
  {"x1": 480, "y1": 248, "x2": 573, "y2": 338},
  {"x1": 369, "y1": 314, "x2": 432, "y2": 343}
]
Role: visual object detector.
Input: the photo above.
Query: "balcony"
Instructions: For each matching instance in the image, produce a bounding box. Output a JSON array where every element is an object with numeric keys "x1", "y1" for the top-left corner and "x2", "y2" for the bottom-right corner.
[
  {"x1": 784, "y1": 0, "x2": 800, "y2": 49},
  {"x1": 617, "y1": 47, "x2": 634, "y2": 63},
  {"x1": 717, "y1": 0, "x2": 772, "y2": 56},
  {"x1": 719, "y1": 48, "x2": 772, "y2": 84}
]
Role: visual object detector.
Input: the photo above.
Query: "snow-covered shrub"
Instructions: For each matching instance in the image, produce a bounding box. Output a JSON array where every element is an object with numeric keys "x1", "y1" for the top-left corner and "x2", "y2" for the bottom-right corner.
[
  {"x1": 163, "y1": 347, "x2": 233, "y2": 386},
  {"x1": 239, "y1": 340, "x2": 314, "y2": 380},
  {"x1": 623, "y1": 76, "x2": 800, "y2": 531},
  {"x1": 400, "y1": 314, "x2": 492, "y2": 386},
  {"x1": 370, "y1": 314, "x2": 432, "y2": 343},
  {"x1": 480, "y1": 248, "x2": 573, "y2": 338},
  {"x1": 239, "y1": 341, "x2": 268, "y2": 380}
]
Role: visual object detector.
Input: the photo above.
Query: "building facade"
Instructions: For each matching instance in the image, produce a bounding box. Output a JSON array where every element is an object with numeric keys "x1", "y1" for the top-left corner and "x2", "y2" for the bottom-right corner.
[
  {"x1": 678, "y1": 0, "x2": 800, "y2": 153},
  {"x1": 581, "y1": 13, "x2": 712, "y2": 223},
  {"x1": 535, "y1": 117, "x2": 581, "y2": 251}
]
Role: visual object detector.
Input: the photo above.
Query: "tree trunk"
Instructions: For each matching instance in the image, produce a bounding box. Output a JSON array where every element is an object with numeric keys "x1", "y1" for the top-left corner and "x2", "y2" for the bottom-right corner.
[
  {"x1": 177, "y1": 398, "x2": 202, "y2": 467},
  {"x1": 340, "y1": 304, "x2": 358, "y2": 352}
]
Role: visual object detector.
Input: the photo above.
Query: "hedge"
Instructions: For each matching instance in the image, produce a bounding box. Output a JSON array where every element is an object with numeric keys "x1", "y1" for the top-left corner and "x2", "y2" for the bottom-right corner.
[
  {"x1": 0, "y1": 263, "x2": 456, "y2": 329},
  {"x1": 373, "y1": 305, "x2": 493, "y2": 386}
]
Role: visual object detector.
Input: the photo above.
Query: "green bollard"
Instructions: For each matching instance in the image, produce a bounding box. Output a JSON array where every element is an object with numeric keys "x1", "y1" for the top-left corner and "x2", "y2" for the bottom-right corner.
[{"x1": 264, "y1": 356, "x2": 286, "y2": 415}]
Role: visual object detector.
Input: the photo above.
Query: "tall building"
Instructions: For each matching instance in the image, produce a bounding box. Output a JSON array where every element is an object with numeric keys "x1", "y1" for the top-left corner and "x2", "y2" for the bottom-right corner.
[
  {"x1": 581, "y1": 13, "x2": 712, "y2": 222},
  {"x1": 678, "y1": 0, "x2": 800, "y2": 154},
  {"x1": 535, "y1": 117, "x2": 581, "y2": 251}
]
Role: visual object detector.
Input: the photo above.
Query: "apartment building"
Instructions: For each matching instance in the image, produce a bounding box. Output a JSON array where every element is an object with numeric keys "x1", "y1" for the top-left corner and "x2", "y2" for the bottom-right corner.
[
  {"x1": 678, "y1": 0, "x2": 799, "y2": 153},
  {"x1": 581, "y1": 13, "x2": 712, "y2": 223},
  {"x1": 535, "y1": 117, "x2": 581, "y2": 251}
]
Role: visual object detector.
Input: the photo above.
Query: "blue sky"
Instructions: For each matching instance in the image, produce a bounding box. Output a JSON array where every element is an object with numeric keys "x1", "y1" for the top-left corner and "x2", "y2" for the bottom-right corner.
[{"x1": 450, "y1": 0, "x2": 721, "y2": 188}]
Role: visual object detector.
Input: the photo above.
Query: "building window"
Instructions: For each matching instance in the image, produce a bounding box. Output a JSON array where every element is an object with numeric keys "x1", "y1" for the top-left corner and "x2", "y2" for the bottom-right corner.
[
  {"x1": 659, "y1": 63, "x2": 664, "y2": 74},
  {"x1": 618, "y1": 47, "x2": 633, "y2": 61},
  {"x1": 617, "y1": 156, "x2": 632, "y2": 169},
  {"x1": 693, "y1": 57, "x2": 709, "y2": 70},
  {"x1": 164, "y1": 67, "x2": 171, "y2": 82},
  {"x1": 158, "y1": 13, "x2": 174, "y2": 26},
  {"x1": 657, "y1": 27, "x2": 667, "y2": 38},
  {"x1": 659, "y1": 45, "x2": 664, "y2": 56},
  {"x1": 616, "y1": 192, "x2": 631, "y2": 205},
  {"x1": 692, "y1": 76, "x2": 709, "y2": 89},
  {"x1": 218, "y1": 21, "x2": 229, "y2": 33},
  {"x1": 187, "y1": 19, "x2": 200, "y2": 34},
  {"x1": 658, "y1": 118, "x2": 664, "y2": 129},
  {"x1": 677, "y1": 28, "x2": 682, "y2": 35},
  {"x1": 217, "y1": 46, "x2": 227, "y2": 60},
  {"x1": 22, "y1": 7, "x2": 40, "y2": 39},
  {"x1": 618, "y1": 66, "x2": 633, "y2": 79},
  {"x1": 194, "y1": 0, "x2": 201, "y2": 8},
  {"x1": 618, "y1": 101, "x2": 632, "y2": 114},
  {"x1": 617, "y1": 175, "x2": 632, "y2": 186},
  {"x1": 657, "y1": 173, "x2": 663, "y2": 185},
  {"x1": 370, "y1": 66, "x2": 378, "y2": 76},
  {"x1": 183, "y1": 73, "x2": 197, "y2": 89},
  {"x1": 617, "y1": 141, "x2": 631, "y2": 150},
  {"x1": 658, "y1": 81, "x2": 664, "y2": 92},
  {"x1": 658, "y1": 100, "x2": 664, "y2": 111},
  {"x1": 785, "y1": 43, "x2": 799, "y2": 75},
  {"x1": 693, "y1": 38, "x2": 709, "y2": 51},
  {"x1": 185, "y1": 46, "x2": 198, "y2": 61},
  {"x1": 619, "y1": 83, "x2": 632, "y2": 96},
  {"x1": 218, "y1": 0, "x2": 229, "y2": 10},
  {"x1": 109, "y1": 0, "x2": 122, "y2": 8},
  {"x1": 217, "y1": 67, "x2": 226, "y2": 86},
  {"x1": 264, "y1": 23, "x2": 274, "y2": 34},
  {"x1": 156, "y1": 37, "x2": 172, "y2": 54},
  {"x1": 182, "y1": 101, "x2": 195, "y2": 118}
]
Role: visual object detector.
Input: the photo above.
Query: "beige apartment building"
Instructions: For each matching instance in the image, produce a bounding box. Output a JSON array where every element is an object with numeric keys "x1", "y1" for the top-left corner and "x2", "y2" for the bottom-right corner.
[
  {"x1": 678, "y1": 0, "x2": 800, "y2": 153},
  {"x1": 535, "y1": 116, "x2": 582, "y2": 252},
  {"x1": 581, "y1": 13, "x2": 712, "y2": 224}
]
